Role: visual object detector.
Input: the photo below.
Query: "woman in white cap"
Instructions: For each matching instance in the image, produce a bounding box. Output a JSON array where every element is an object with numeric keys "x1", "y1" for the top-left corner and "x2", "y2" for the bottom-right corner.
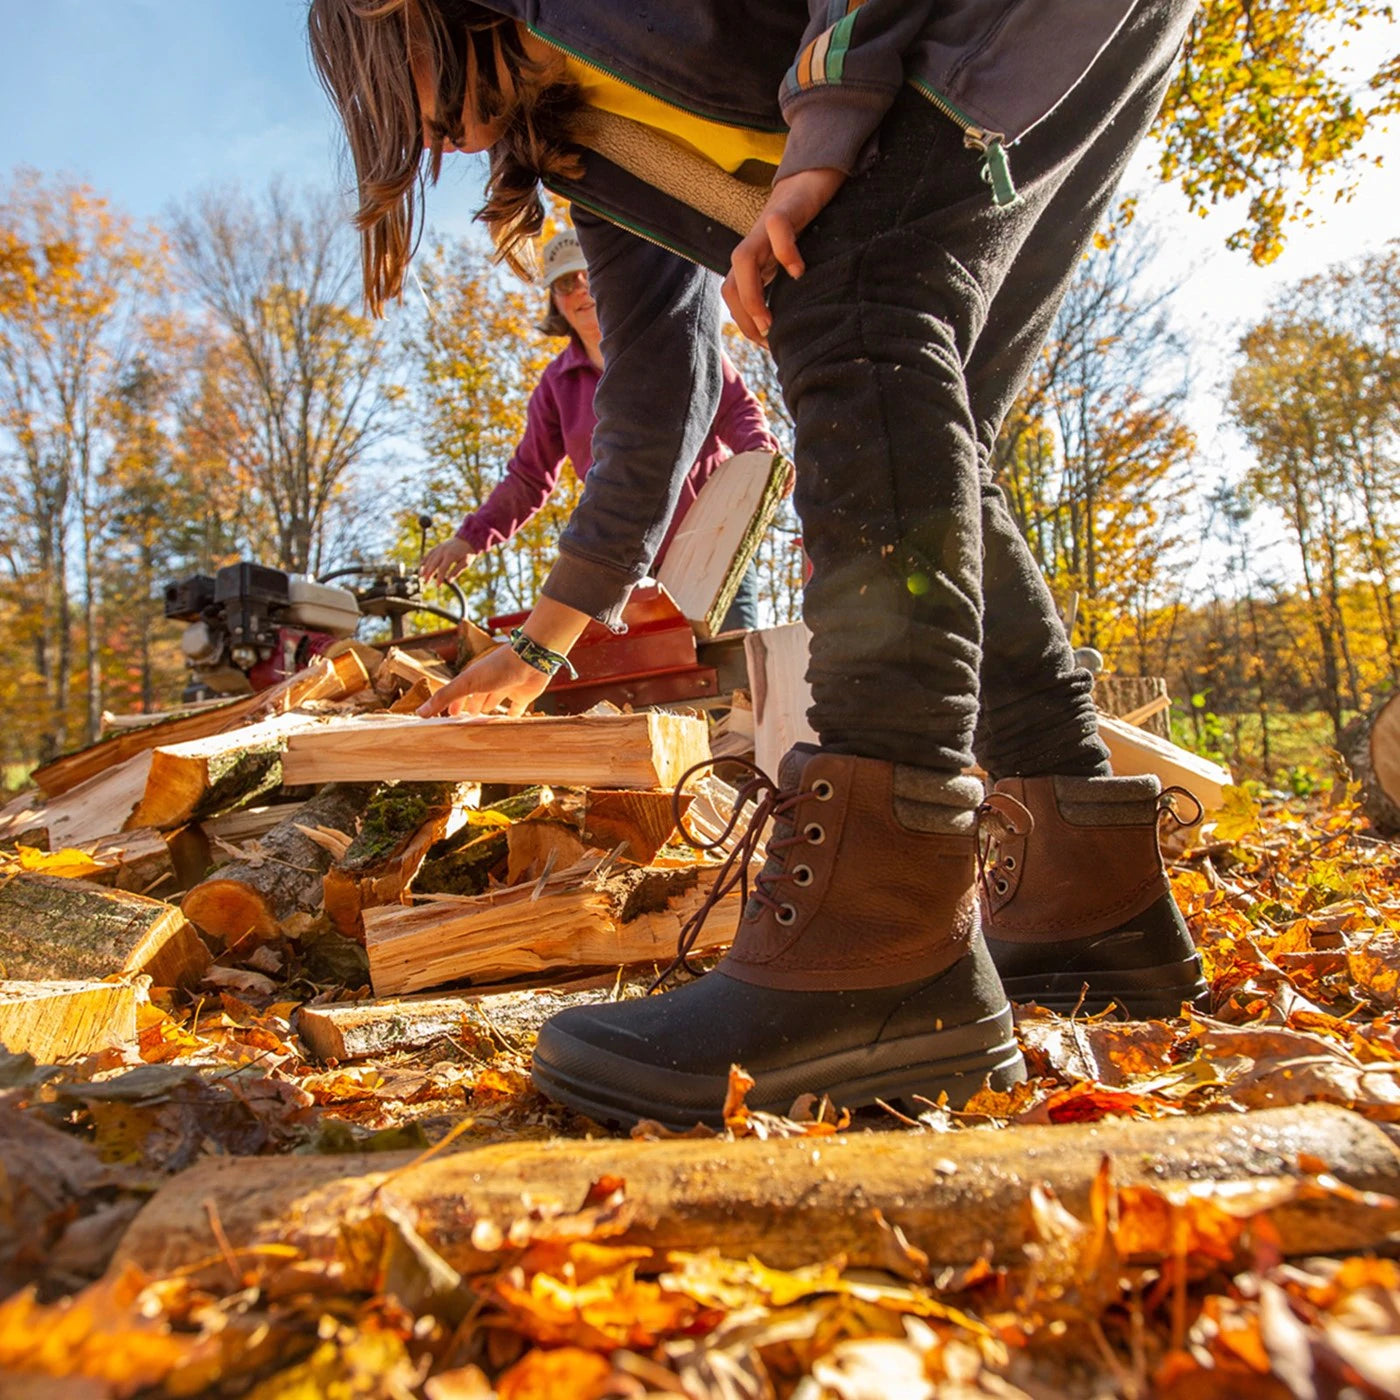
[{"x1": 420, "y1": 229, "x2": 780, "y2": 631}]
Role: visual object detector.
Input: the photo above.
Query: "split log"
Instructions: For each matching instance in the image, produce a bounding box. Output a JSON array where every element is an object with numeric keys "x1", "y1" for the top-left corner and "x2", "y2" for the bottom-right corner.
[
  {"x1": 505, "y1": 821, "x2": 593, "y2": 886},
  {"x1": 378, "y1": 647, "x2": 452, "y2": 694},
  {"x1": 31, "y1": 650, "x2": 371, "y2": 799},
  {"x1": 0, "y1": 875, "x2": 210, "y2": 987},
  {"x1": 745, "y1": 622, "x2": 817, "y2": 780},
  {"x1": 0, "y1": 980, "x2": 138, "y2": 1061},
  {"x1": 579, "y1": 789, "x2": 688, "y2": 866},
  {"x1": 0, "y1": 789, "x2": 46, "y2": 843},
  {"x1": 296, "y1": 993, "x2": 480, "y2": 1062},
  {"x1": 1096, "y1": 711, "x2": 1232, "y2": 812},
  {"x1": 281, "y1": 712, "x2": 710, "y2": 792},
  {"x1": 82, "y1": 829, "x2": 174, "y2": 894},
  {"x1": 129, "y1": 712, "x2": 326, "y2": 831},
  {"x1": 387, "y1": 677, "x2": 434, "y2": 714},
  {"x1": 322, "y1": 783, "x2": 474, "y2": 939},
  {"x1": 113, "y1": 1105, "x2": 1400, "y2": 1281},
  {"x1": 365, "y1": 861, "x2": 739, "y2": 994},
  {"x1": 181, "y1": 783, "x2": 374, "y2": 945},
  {"x1": 656, "y1": 450, "x2": 789, "y2": 638},
  {"x1": 1341, "y1": 691, "x2": 1400, "y2": 836},
  {"x1": 43, "y1": 751, "x2": 155, "y2": 850},
  {"x1": 202, "y1": 801, "x2": 309, "y2": 847}
]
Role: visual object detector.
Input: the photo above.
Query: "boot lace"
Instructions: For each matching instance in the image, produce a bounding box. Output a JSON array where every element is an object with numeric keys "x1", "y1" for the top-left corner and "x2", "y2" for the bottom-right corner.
[
  {"x1": 1157, "y1": 785, "x2": 1204, "y2": 832},
  {"x1": 648, "y1": 758, "x2": 821, "y2": 992},
  {"x1": 975, "y1": 790, "x2": 1035, "y2": 904}
]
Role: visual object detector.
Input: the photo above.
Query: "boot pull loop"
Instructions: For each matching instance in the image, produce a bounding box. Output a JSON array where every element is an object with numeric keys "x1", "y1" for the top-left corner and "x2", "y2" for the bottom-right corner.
[
  {"x1": 1157, "y1": 785, "x2": 1204, "y2": 833},
  {"x1": 975, "y1": 792, "x2": 1034, "y2": 905}
]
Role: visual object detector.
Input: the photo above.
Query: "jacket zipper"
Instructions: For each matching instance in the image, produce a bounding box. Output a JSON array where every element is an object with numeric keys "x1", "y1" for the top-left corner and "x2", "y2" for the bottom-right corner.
[
  {"x1": 529, "y1": 27, "x2": 787, "y2": 134},
  {"x1": 910, "y1": 80, "x2": 1017, "y2": 207}
]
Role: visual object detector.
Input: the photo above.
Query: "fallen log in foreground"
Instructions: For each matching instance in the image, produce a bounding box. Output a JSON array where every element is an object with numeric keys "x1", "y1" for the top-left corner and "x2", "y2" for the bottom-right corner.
[{"x1": 114, "y1": 1106, "x2": 1400, "y2": 1281}]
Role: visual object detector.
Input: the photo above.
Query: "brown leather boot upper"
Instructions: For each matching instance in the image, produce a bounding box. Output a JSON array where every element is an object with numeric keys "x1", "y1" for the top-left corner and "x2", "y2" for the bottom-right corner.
[
  {"x1": 721, "y1": 750, "x2": 979, "y2": 992},
  {"x1": 982, "y1": 775, "x2": 1169, "y2": 943}
]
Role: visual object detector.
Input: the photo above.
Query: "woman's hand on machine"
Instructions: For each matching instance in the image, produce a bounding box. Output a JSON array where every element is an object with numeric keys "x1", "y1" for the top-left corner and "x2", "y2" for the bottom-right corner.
[
  {"x1": 724, "y1": 167, "x2": 845, "y2": 345},
  {"x1": 420, "y1": 537, "x2": 477, "y2": 585},
  {"x1": 417, "y1": 643, "x2": 551, "y2": 718}
]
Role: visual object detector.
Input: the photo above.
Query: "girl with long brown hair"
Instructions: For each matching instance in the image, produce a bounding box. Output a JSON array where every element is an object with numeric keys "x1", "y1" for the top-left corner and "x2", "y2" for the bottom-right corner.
[{"x1": 310, "y1": 0, "x2": 1207, "y2": 1130}]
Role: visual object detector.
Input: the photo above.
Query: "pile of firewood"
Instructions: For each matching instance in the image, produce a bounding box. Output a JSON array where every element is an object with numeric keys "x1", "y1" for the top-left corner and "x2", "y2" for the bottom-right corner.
[{"x1": 0, "y1": 638, "x2": 754, "y2": 1065}]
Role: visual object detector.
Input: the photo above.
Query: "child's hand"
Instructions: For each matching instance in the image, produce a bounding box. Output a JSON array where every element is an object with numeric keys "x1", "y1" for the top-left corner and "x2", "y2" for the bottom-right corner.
[
  {"x1": 417, "y1": 644, "x2": 551, "y2": 717},
  {"x1": 724, "y1": 167, "x2": 845, "y2": 344}
]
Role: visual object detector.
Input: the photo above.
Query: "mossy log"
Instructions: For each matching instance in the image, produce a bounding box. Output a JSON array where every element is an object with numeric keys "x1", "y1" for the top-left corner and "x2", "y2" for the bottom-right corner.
[
  {"x1": 322, "y1": 782, "x2": 473, "y2": 940},
  {"x1": 112, "y1": 1106, "x2": 1400, "y2": 1283},
  {"x1": 181, "y1": 783, "x2": 374, "y2": 945},
  {"x1": 0, "y1": 874, "x2": 210, "y2": 986}
]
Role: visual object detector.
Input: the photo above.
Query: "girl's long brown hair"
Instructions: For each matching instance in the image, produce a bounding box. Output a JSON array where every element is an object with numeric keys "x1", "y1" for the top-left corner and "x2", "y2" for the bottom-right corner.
[{"x1": 307, "y1": 0, "x2": 581, "y2": 313}]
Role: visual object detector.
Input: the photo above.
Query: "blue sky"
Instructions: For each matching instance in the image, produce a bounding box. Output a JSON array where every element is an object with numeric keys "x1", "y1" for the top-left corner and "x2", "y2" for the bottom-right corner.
[{"x1": 3, "y1": 0, "x2": 1397, "y2": 588}]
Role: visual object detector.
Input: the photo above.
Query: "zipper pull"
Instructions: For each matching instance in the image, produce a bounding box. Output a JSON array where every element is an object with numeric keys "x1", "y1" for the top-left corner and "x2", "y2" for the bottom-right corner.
[{"x1": 979, "y1": 137, "x2": 1017, "y2": 208}]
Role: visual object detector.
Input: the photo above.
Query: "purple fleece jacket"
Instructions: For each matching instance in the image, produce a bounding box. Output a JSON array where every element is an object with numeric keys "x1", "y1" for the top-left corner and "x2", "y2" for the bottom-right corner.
[{"x1": 455, "y1": 339, "x2": 777, "y2": 565}]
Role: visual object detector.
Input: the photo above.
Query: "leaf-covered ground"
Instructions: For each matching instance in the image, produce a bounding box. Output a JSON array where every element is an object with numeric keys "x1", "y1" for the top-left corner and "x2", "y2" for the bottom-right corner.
[{"x1": 2, "y1": 788, "x2": 1399, "y2": 1398}]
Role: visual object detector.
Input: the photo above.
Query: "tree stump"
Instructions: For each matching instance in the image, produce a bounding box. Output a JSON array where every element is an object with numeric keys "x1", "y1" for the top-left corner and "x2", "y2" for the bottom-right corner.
[
  {"x1": 1341, "y1": 691, "x2": 1400, "y2": 836},
  {"x1": 1093, "y1": 675, "x2": 1171, "y2": 740}
]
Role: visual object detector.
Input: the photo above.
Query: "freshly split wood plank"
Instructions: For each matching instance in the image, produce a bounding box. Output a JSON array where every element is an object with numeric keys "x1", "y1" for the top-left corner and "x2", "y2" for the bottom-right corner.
[
  {"x1": 0, "y1": 875, "x2": 210, "y2": 987},
  {"x1": 31, "y1": 651, "x2": 371, "y2": 799},
  {"x1": 202, "y1": 801, "x2": 309, "y2": 847},
  {"x1": 656, "y1": 450, "x2": 789, "y2": 638},
  {"x1": 181, "y1": 783, "x2": 373, "y2": 945},
  {"x1": 1096, "y1": 712, "x2": 1232, "y2": 812},
  {"x1": 281, "y1": 712, "x2": 710, "y2": 792},
  {"x1": 114, "y1": 1106, "x2": 1400, "y2": 1281},
  {"x1": 364, "y1": 861, "x2": 740, "y2": 995},
  {"x1": 0, "y1": 980, "x2": 138, "y2": 1061}
]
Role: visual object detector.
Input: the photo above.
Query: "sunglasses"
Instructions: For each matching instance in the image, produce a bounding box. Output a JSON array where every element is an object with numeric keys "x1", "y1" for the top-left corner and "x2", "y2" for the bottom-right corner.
[{"x1": 551, "y1": 270, "x2": 589, "y2": 295}]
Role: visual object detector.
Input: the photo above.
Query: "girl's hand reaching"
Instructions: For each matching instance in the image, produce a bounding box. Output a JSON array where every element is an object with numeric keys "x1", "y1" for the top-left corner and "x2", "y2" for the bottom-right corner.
[
  {"x1": 417, "y1": 643, "x2": 552, "y2": 718},
  {"x1": 420, "y1": 537, "x2": 476, "y2": 586},
  {"x1": 724, "y1": 167, "x2": 846, "y2": 344}
]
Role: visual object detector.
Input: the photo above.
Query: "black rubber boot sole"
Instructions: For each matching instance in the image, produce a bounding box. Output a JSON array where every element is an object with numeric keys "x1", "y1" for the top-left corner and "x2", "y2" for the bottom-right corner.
[
  {"x1": 531, "y1": 939, "x2": 1026, "y2": 1132},
  {"x1": 989, "y1": 893, "x2": 1210, "y2": 1020}
]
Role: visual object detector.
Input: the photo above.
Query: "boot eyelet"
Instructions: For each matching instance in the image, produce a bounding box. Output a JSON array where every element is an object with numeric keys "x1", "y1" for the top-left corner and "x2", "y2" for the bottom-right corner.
[
  {"x1": 776, "y1": 904, "x2": 797, "y2": 925},
  {"x1": 811, "y1": 779, "x2": 835, "y2": 801},
  {"x1": 993, "y1": 878, "x2": 1010, "y2": 895},
  {"x1": 804, "y1": 822, "x2": 826, "y2": 845},
  {"x1": 1002, "y1": 855, "x2": 1017, "y2": 871},
  {"x1": 793, "y1": 864, "x2": 814, "y2": 886}
]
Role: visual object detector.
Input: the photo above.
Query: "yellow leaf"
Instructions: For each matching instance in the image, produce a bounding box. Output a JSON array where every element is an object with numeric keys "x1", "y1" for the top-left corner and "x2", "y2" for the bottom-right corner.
[{"x1": 15, "y1": 844, "x2": 105, "y2": 878}]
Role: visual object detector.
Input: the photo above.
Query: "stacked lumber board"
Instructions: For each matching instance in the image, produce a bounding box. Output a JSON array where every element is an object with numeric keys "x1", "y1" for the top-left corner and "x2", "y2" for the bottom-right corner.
[{"x1": 0, "y1": 643, "x2": 744, "y2": 1060}]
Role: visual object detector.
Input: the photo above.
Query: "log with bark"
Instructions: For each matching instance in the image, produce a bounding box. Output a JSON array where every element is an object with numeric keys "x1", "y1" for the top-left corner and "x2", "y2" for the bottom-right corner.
[
  {"x1": 0, "y1": 980, "x2": 138, "y2": 1061},
  {"x1": 112, "y1": 1105, "x2": 1400, "y2": 1281},
  {"x1": 30, "y1": 650, "x2": 371, "y2": 799},
  {"x1": 364, "y1": 859, "x2": 739, "y2": 994},
  {"x1": 295, "y1": 992, "x2": 480, "y2": 1062},
  {"x1": 181, "y1": 783, "x2": 375, "y2": 945},
  {"x1": 1341, "y1": 691, "x2": 1400, "y2": 836},
  {"x1": 280, "y1": 712, "x2": 710, "y2": 792},
  {"x1": 0, "y1": 875, "x2": 210, "y2": 986}
]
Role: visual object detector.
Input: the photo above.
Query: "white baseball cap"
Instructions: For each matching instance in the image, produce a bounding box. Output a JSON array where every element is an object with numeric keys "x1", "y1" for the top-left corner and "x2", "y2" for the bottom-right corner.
[{"x1": 540, "y1": 230, "x2": 587, "y2": 285}]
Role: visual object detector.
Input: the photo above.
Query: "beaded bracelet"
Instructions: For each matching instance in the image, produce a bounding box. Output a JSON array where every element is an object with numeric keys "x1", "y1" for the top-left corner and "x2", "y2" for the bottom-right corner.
[{"x1": 509, "y1": 627, "x2": 578, "y2": 680}]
